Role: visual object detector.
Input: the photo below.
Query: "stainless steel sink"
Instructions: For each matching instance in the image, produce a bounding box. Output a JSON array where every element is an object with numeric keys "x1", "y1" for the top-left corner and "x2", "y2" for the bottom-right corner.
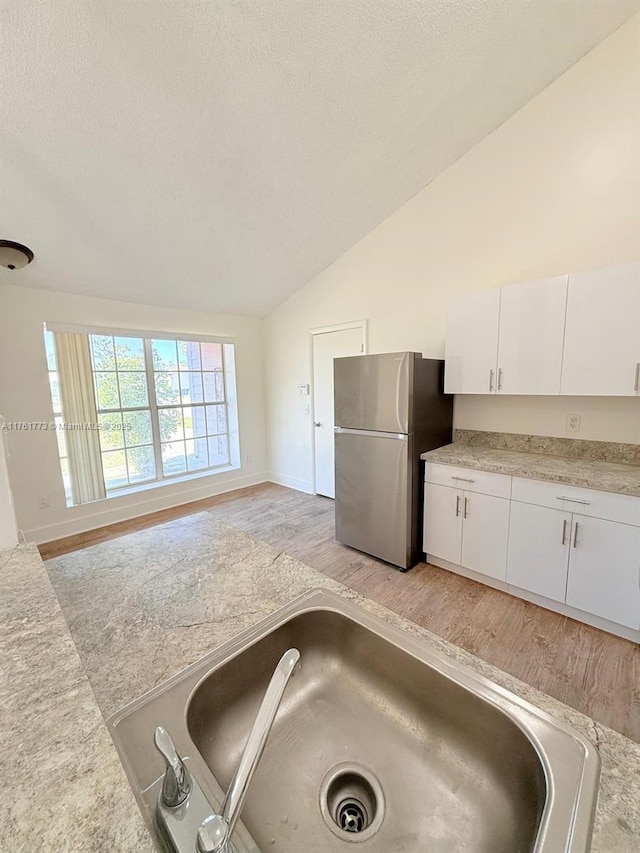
[{"x1": 108, "y1": 589, "x2": 600, "y2": 853}]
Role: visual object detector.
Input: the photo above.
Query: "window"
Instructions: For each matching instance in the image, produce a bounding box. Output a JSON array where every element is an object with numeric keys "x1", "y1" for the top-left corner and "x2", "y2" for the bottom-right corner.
[{"x1": 45, "y1": 329, "x2": 239, "y2": 504}]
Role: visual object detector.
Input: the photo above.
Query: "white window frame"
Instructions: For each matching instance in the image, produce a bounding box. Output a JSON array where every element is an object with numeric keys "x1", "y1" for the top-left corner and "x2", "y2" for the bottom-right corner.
[{"x1": 44, "y1": 325, "x2": 240, "y2": 501}]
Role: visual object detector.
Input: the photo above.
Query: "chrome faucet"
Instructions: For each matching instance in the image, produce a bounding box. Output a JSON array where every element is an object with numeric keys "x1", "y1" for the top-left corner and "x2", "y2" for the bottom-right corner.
[{"x1": 196, "y1": 648, "x2": 301, "y2": 853}]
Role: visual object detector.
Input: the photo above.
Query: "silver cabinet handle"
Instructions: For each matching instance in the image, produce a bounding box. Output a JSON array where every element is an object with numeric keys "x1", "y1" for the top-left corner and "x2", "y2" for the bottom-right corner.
[
  {"x1": 313, "y1": 422, "x2": 321, "y2": 427},
  {"x1": 561, "y1": 519, "x2": 568, "y2": 545},
  {"x1": 556, "y1": 496, "x2": 590, "y2": 505},
  {"x1": 573, "y1": 521, "x2": 579, "y2": 548},
  {"x1": 489, "y1": 369, "x2": 494, "y2": 391},
  {"x1": 451, "y1": 476, "x2": 475, "y2": 483},
  {"x1": 635, "y1": 362, "x2": 640, "y2": 392},
  {"x1": 463, "y1": 497, "x2": 469, "y2": 518},
  {"x1": 497, "y1": 367, "x2": 503, "y2": 390},
  {"x1": 455, "y1": 495, "x2": 461, "y2": 517}
]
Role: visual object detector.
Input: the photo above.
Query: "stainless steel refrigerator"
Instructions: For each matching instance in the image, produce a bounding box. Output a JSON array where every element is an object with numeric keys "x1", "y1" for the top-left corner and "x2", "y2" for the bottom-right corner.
[{"x1": 334, "y1": 352, "x2": 452, "y2": 570}]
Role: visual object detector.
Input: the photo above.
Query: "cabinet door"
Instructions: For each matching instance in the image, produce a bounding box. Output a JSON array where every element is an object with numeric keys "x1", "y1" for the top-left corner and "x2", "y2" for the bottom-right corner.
[
  {"x1": 444, "y1": 289, "x2": 500, "y2": 394},
  {"x1": 497, "y1": 276, "x2": 568, "y2": 394},
  {"x1": 460, "y1": 492, "x2": 510, "y2": 581},
  {"x1": 423, "y1": 483, "x2": 463, "y2": 564},
  {"x1": 561, "y1": 262, "x2": 640, "y2": 396},
  {"x1": 566, "y1": 515, "x2": 640, "y2": 629},
  {"x1": 507, "y1": 502, "x2": 571, "y2": 602}
]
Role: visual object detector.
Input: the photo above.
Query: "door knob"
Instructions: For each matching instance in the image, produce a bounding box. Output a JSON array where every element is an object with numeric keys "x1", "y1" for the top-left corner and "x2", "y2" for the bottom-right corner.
[{"x1": 314, "y1": 421, "x2": 321, "y2": 427}]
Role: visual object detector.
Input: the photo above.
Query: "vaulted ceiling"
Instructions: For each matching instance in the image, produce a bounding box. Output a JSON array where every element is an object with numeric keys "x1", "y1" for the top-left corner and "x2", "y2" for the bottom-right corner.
[{"x1": 2, "y1": 0, "x2": 639, "y2": 316}]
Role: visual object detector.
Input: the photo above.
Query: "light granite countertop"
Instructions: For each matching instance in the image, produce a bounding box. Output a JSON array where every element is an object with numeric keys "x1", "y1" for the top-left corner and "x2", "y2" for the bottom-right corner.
[
  {"x1": 421, "y1": 443, "x2": 640, "y2": 497},
  {"x1": 3, "y1": 517, "x2": 640, "y2": 852},
  {"x1": 0, "y1": 543, "x2": 154, "y2": 853}
]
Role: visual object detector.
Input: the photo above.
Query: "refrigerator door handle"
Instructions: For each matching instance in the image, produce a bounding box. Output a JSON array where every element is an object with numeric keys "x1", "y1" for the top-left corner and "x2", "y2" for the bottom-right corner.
[{"x1": 334, "y1": 427, "x2": 408, "y2": 440}]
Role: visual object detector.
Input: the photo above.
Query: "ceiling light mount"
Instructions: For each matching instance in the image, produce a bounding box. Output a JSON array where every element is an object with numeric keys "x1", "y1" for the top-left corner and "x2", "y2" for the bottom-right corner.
[{"x1": 0, "y1": 240, "x2": 35, "y2": 271}]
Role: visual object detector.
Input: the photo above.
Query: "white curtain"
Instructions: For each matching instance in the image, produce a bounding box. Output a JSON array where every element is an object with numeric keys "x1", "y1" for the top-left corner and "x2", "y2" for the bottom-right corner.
[{"x1": 54, "y1": 332, "x2": 106, "y2": 505}]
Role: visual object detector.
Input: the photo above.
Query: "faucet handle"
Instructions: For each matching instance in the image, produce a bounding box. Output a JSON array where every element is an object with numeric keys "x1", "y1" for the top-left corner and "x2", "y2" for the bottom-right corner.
[{"x1": 154, "y1": 726, "x2": 191, "y2": 807}]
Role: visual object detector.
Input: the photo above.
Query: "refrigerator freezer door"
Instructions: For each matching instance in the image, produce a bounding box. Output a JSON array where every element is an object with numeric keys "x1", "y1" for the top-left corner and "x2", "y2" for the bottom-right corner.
[
  {"x1": 334, "y1": 352, "x2": 415, "y2": 433},
  {"x1": 335, "y1": 429, "x2": 412, "y2": 568}
]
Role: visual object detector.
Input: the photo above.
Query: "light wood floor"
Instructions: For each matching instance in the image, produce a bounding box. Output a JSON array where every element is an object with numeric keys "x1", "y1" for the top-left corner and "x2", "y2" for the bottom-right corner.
[{"x1": 40, "y1": 482, "x2": 640, "y2": 742}]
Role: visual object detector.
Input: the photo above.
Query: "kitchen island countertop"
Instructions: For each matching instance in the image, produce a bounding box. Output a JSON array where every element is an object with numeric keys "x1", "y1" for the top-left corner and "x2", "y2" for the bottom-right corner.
[{"x1": 2, "y1": 516, "x2": 640, "y2": 852}]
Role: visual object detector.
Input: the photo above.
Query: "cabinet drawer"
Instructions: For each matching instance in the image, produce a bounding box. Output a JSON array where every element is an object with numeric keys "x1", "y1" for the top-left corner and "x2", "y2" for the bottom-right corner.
[
  {"x1": 511, "y1": 477, "x2": 640, "y2": 527},
  {"x1": 425, "y1": 462, "x2": 511, "y2": 499}
]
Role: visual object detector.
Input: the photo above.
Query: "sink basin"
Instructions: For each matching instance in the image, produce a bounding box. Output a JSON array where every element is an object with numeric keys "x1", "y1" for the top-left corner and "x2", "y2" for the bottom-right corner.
[{"x1": 108, "y1": 589, "x2": 600, "y2": 853}]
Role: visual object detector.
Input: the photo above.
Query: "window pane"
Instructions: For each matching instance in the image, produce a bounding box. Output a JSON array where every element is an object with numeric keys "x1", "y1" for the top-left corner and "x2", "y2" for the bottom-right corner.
[
  {"x1": 54, "y1": 417, "x2": 67, "y2": 458},
  {"x1": 119, "y1": 371, "x2": 148, "y2": 408},
  {"x1": 180, "y1": 372, "x2": 204, "y2": 404},
  {"x1": 201, "y1": 343, "x2": 223, "y2": 370},
  {"x1": 91, "y1": 335, "x2": 116, "y2": 370},
  {"x1": 203, "y1": 371, "x2": 224, "y2": 402},
  {"x1": 206, "y1": 404, "x2": 227, "y2": 436},
  {"x1": 127, "y1": 446, "x2": 156, "y2": 483},
  {"x1": 186, "y1": 438, "x2": 209, "y2": 471},
  {"x1": 98, "y1": 412, "x2": 124, "y2": 450},
  {"x1": 102, "y1": 449, "x2": 129, "y2": 490},
  {"x1": 95, "y1": 372, "x2": 120, "y2": 410},
  {"x1": 152, "y1": 339, "x2": 178, "y2": 370},
  {"x1": 115, "y1": 336, "x2": 145, "y2": 370},
  {"x1": 181, "y1": 341, "x2": 201, "y2": 370},
  {"x1": 185, "y1": 406, "x2": 206, "y2": 438},
  {"x1": 44, "y1": 330, "x2": 57, "y2": 370},
  {"x1": 123, "y1": 410, "x2": 152, "y2": 446},
  {"x1": 162, "y1": 441, "x2": 186, "y2": 476},
  {"x1": 49, "y1": 372, "x2": 61, "y2": 412},
  {"x1": 159, "y1": 407, "x2": 184, "y2": 443},
  {"x1": 154, "y1": 371, "x2": 181, "y2": 405},
  {"x1": 177, "y1": 340, "x2": 188, "y2": 370},
  {"x1": 207, "y1": 434, "x2": 229, "y2": 467}
]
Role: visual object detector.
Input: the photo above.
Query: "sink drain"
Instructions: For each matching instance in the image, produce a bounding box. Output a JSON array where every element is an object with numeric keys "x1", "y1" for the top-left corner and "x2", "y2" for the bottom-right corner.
[
  {"x1": 337, "y1": 798, "x2": 368, "y2": 833},
  {"x1": 319, "y1": 763, "x2": 385, "y2": 842}
]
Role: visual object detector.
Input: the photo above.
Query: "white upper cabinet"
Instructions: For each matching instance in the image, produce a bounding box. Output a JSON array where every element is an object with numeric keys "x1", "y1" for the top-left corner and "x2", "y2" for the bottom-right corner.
[
  {"x1": 444, "y1": 288, "x2": 500, "y2": 394},
  {"x1": 497, "y1": 276, "x2": 568, "y2": 395},
  {"x1": 444, "y1": 262, "x2": 640, "y2": 396},
  {"x1": 560, "y1": 262, "x2": 640, "y2": 396}
]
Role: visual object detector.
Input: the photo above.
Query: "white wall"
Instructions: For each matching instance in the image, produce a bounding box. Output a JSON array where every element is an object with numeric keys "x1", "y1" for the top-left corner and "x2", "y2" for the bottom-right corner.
[
  {"x1": 266, "y1": 15, "x2": 640, "y2": 492},
  {"x1": 0, "y1": 284, "x2": 267, "y2": 542}
]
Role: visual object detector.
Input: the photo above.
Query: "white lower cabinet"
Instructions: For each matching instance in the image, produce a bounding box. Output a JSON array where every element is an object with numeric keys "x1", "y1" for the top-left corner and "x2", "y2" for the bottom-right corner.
[
  {"x1": 423, "y1": 483, "x2": 463, "y2": 565},
  {"x1": 423, "y1": 482, "x2": 509, "y2": 580},
  {"x1": 460, "y1": 492, "x2": 510, "y2": 581},
  {"x1": 425, "y1": 463, "x2": 640, "y2": 638},
  {"x1": 507, "y1": 502, "x2": 571, "y2": 602},
  {"x1": 565, "y1": 515, "x2": 640, "y2": 630}
]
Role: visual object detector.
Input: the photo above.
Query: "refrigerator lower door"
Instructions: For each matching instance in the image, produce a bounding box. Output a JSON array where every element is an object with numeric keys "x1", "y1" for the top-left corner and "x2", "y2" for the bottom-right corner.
[{"x1": 335, "y1": 428, "x2": 412, "y2": 569}]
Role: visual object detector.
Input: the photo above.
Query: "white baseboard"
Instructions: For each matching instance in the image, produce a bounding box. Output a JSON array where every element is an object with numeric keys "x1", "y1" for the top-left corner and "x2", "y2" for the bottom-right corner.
[
  {"x1": 25, "y1": 471, "x2": 268, "y2": 544},
  {"x1": 267, "y1": 472, "x2": 315, "y2": 494}
]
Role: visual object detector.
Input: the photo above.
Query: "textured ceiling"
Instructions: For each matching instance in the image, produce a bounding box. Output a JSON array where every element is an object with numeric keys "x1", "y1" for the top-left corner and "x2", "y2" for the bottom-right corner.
[{"x1": 1, "y1": 1, "x2": 639, "y2": 317}]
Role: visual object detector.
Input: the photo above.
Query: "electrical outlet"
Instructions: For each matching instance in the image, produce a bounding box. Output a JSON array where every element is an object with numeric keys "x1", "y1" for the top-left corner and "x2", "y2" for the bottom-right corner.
[
  {"x1": 38, "y1": 496, "x2": 50, "y2": 509},
  {"x1": 246, "y1": 454, "x2": 253, "y2": 465},
  {"x1": 566, "y1": 413, "x2": 581, "y2": 433}
]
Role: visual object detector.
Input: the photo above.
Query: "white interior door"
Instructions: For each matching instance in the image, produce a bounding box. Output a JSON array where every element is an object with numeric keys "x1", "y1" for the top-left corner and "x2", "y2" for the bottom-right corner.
[{"x1": 312, "y1": 327, "x2": 364, "y2": 498}]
